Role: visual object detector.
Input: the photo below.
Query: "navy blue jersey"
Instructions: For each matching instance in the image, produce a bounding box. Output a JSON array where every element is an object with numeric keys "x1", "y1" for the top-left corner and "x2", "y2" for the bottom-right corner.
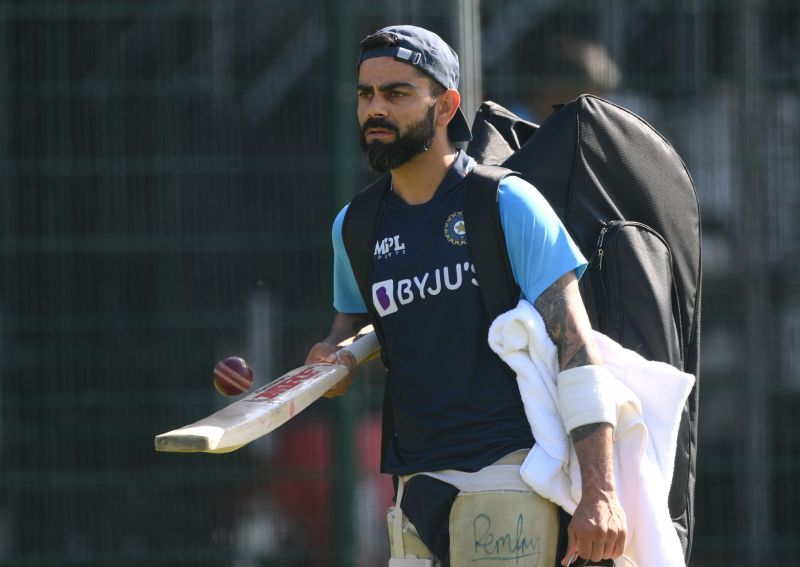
[{"x1": 332, "y1": 151, "x2": 586, "y2": 474}]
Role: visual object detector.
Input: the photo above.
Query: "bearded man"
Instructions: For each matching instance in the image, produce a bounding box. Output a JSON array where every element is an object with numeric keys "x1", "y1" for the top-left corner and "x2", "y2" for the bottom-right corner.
[{"x1": 305, "y1": 25, "x2": 626, "y2": 567}]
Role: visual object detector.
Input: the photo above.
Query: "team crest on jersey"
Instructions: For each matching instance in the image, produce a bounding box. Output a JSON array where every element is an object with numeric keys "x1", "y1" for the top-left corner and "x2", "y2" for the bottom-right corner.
[{"x1": 444, "y1": 211, "x2": 467, "y2": 246}]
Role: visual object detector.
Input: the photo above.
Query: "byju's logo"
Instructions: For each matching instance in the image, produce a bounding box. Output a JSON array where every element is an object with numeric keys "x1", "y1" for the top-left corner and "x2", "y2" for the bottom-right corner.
[
  {"x1": 374, "y1": 235, "x2": 406, "y2": 260},
  {"x1": 372, "y1": 280, "x2": 398, "y2": 316},
  {"x1": 371, "y1": 262, "x2": 479, "y2": 318}
]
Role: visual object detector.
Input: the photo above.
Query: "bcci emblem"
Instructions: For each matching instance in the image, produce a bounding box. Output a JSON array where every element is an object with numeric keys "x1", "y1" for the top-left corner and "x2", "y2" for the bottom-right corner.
[{"x1": 444, "y1": 211, "x2": 468, "y2": 246}]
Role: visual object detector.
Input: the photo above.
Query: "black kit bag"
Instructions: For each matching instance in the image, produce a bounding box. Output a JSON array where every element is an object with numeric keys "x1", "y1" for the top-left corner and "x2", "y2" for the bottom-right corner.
[{"x1": 463, "y1": 95, "x2": 702, "y2": 563}]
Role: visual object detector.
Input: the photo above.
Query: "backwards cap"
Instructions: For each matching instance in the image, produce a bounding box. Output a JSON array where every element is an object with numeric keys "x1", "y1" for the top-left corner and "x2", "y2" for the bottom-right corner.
[{"x1": 358, "y1": 25, "x2": 472, "y2": 143}]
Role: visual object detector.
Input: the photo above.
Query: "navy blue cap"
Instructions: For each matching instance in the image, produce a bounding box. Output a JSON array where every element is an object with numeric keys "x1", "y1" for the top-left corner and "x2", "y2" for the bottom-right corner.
[{"x1": 358, "y1": 25, "x2": 472, "y2": 143}]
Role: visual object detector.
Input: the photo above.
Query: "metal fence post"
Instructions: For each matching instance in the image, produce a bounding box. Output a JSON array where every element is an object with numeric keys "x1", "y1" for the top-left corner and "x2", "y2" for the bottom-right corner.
[
  {"x1": 452, "y1": 0, "x2": 483, "y2": 124},
  {"x1": 735, "y1": 1, "x2": 772, "y2": 564},
  {"x1": 325, "y1": 1, "x2": 359, "y2": 565}
]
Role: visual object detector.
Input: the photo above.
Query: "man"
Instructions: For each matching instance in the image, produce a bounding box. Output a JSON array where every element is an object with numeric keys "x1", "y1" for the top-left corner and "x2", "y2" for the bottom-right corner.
[{"x1": 305, "y1": 25, "x2": 626, "y2": 566}]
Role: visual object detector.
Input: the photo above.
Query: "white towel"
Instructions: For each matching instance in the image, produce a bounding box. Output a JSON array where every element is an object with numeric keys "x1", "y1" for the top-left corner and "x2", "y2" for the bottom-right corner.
[{"x1": 488, "y1": 300, "x2": 694, "y2": 567}]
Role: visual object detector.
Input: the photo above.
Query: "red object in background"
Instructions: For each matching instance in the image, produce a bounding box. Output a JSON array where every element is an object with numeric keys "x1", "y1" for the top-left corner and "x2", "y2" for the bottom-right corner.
[
  {"x1": 269, "y1": 413, "x2": 394, "y2": 558},
  {"x1": 270, "y1": 417, "x2": 332, "y2": 549}
]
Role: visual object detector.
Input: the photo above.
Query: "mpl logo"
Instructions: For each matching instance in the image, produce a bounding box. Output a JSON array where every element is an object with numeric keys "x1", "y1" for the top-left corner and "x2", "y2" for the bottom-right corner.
[
  {"x1": 374, "y1": 235, "x2": 406, "y2": 260},
  {"x1": 372, "y1": 280, "x2": 399, "y2": 317}
]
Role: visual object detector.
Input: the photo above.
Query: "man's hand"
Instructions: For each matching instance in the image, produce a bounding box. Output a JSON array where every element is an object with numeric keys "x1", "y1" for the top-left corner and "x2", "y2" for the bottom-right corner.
[
  {"x1": 565, "y1": 482, "x2": 627, "y2": 564},
  {"x1": 304, "y1": 342, "x2": 356, "y2": 398},
  {"x1": 305, "y1": 312, "x2": 370, "y2": 398},
  {"x1": 562, "y1": 423, "x2": 627, "y2": 565}
]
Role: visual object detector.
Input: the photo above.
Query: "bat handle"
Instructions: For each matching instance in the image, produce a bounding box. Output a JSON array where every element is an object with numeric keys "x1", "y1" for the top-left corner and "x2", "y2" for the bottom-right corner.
[{"x1": 340, "y1": 331, "x2": 381, "y2": 364}]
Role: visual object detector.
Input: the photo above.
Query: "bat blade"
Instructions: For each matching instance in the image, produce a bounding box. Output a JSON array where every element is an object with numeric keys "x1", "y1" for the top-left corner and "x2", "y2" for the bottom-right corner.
[
  {"x1": 154, "y1": 330, "x2": 379, "y2": 454},
  {"x1": 155, "y1": 362, "x2": 349, "y2": 453}
]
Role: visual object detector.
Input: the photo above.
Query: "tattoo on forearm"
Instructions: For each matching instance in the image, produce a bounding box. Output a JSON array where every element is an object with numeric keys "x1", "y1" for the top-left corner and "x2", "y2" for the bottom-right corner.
[
  {"x1": 534, "y1": 276, "x2": 593, "y2": 370},
  {"x1": 570, "y1": 423, "x2": 603, "y2": 445}
]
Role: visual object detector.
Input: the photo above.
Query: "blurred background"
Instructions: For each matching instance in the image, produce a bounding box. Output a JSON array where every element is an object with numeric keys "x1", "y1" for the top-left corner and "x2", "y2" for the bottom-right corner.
[{"x1": 0, "y1": 0, "x2": 798, "y2": 565}]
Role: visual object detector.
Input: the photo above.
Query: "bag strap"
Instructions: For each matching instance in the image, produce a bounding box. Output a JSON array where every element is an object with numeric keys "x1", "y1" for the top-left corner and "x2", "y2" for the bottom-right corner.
[
  {"x1": 342, "y1": 175, "x2": 389, "y2": 313},
  {"x1": 464, "y1": 163, "x2": 521, "y2": 323},
  {"x1": 341, "y1": 174, "x2": 395, "y2": 473}
]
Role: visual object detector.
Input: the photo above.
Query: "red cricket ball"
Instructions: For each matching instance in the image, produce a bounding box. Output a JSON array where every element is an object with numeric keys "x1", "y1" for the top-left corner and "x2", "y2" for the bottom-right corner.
[{"x1": 213, "y1": 356, "x2": 254, "y2": 396}]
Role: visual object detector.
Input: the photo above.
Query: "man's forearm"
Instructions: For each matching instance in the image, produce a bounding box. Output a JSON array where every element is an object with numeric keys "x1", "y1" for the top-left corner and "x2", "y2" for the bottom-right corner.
[
  {"x1": 535, "y1": 271, "x2": 616, "y2": 484},
  {"x1": 322, "y1": 312, "x2": 372, "y2": 347},
  {"x1": 533, "y1": 272, "x2": 602, "y2": 370},
  {"x1": 570, "y1": 422, "x2": 604, "y2": 444},
  {"x1": 572, "y1": 423, "x2": 615, "y2": 492},
  {"x1": 535, "y1": 272, "x2": 626, "y2": 563},
  {"x1": 565, "y1": 421, "x2": 625, "y2": 564}
]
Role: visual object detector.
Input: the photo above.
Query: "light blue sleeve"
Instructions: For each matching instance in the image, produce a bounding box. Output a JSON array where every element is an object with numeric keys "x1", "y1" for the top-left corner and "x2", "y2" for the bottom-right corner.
[
  {"x1": 332, "y1": 204, "x2": 368, "y2": 314},
  {"x1": 498, "y1": 176, "x2": 587, "y2": 303}
]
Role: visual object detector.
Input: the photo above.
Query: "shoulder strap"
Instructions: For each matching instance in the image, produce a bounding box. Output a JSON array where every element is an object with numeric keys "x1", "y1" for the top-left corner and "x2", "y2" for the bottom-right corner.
[
  {"x1": 341, "y1": 175, "x2": 390, "y2": 317},
  {"x1": 464, "y1": 163, "x2": 521, "y2": 323},
  {"x1": 341, "y1": 175, "x2": 394, "y2": 472}
]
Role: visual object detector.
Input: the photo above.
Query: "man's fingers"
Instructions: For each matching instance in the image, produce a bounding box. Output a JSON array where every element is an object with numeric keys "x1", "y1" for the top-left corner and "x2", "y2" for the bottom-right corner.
[
  {"x1": 564, "y1": 523, "x2": 595, "y2": 565},
  {"x1": 571, "y1": 523, "x2": 594, "y2": 564},
  {"x1": 561, "y1": 525, "x2": 577, "y2": 566},
  {"x1": 590, "y1": 540, "x2": 605, "y2": 563},
  {"x1": 305, "y1": 343, "x2": 338, "y2": 366},
  {"x1": 600, "y1": 537, "x2": 615, "y2": 561},
  {"x1": 580, "y1": 539, "x2": 597, "y2": 564},
  {"x1": 322, "y1": 349, "x2": 356, "y2": 398},
  {"x1": 336, "y1": 350, "x2": 356, "y2": 370},
  {"x1": 576, "y1": 532, "x2": 626, "y2": 563},
  {"x1": 610, "y1": 527, "x2": 626, "y2": 559},
  {"x1": 609, "y1": 540, "x2": 622, "y2": 561},
  {"x1": 324, "y1": 372, "x2": 354, "y2": 398},
  {"x1": 565, "y1": 523, "x2": 626, "y2": 564}
]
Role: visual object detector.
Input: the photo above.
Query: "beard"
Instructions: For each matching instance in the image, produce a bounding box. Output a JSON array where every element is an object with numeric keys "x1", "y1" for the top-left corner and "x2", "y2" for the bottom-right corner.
[{"x1": 360, "y1": 103, "x2": 437, "y2": 172}]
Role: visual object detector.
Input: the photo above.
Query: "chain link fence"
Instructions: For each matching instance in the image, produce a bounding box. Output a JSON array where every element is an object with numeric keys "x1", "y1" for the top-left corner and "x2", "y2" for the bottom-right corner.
[{"x1": 0, "y1": 1, "x2": 798, "y2": 565}]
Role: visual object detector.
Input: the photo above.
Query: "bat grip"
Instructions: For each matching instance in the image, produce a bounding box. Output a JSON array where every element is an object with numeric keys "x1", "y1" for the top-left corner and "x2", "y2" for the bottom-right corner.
[{"x1": 340, "y1": 331, "x2": 380, "y2": 364}]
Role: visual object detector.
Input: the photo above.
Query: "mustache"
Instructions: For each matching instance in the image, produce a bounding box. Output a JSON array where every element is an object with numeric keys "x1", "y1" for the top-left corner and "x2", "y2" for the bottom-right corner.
[{"x1": 361, "y1": 117, "x2": 400, "y2": 136}]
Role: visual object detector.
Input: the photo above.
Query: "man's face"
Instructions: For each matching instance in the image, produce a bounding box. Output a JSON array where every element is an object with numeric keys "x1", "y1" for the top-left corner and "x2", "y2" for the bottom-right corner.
[{"x1": 357, "y1": 57, "x2": 439, "y2": 172}]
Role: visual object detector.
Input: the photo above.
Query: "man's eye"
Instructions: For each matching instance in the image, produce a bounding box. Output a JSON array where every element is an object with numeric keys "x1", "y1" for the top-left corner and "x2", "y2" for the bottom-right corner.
[
  {"x1": 389, "y1": 91, "x2": 405, "y2": 98},
  {"x1": 357, "y1": 91, "x2": 372, "y2": 100}
]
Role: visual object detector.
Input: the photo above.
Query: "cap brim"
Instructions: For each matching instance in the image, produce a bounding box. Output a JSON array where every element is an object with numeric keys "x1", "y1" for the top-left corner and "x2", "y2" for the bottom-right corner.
[{"x1": 448, "y1": 107, "x2": 472, "y2": 143}]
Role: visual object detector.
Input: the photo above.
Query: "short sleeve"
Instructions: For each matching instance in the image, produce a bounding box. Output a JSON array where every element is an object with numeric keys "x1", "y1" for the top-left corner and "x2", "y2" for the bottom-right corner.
[
  {"x1": 332, "y1": 205, "x2": 368, "y2": 314},
  {"x1": 497, "y1": 176, "x2": 587, "y2": 303}
]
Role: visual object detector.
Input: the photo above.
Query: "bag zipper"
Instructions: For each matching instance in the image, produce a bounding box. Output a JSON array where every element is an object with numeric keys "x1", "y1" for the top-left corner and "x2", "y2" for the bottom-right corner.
[
  {"x1": 595, "y1": 220, "x2": 671, "y2": 271},
  {"x1": 596, "y1": 226, "x2": 608, "y2": 270}
]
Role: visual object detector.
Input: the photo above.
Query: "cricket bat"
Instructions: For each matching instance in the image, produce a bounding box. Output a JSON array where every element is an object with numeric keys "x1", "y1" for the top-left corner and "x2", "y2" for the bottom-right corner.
[{"x1": 154, "y1": 329, "x2": 381, "y2": 454}]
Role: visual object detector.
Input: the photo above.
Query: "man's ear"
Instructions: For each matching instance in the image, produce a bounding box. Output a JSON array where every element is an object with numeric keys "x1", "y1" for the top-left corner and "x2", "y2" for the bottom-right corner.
[{"x1": 437, "y1": 88, "x2": 462, "y2": 129}]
